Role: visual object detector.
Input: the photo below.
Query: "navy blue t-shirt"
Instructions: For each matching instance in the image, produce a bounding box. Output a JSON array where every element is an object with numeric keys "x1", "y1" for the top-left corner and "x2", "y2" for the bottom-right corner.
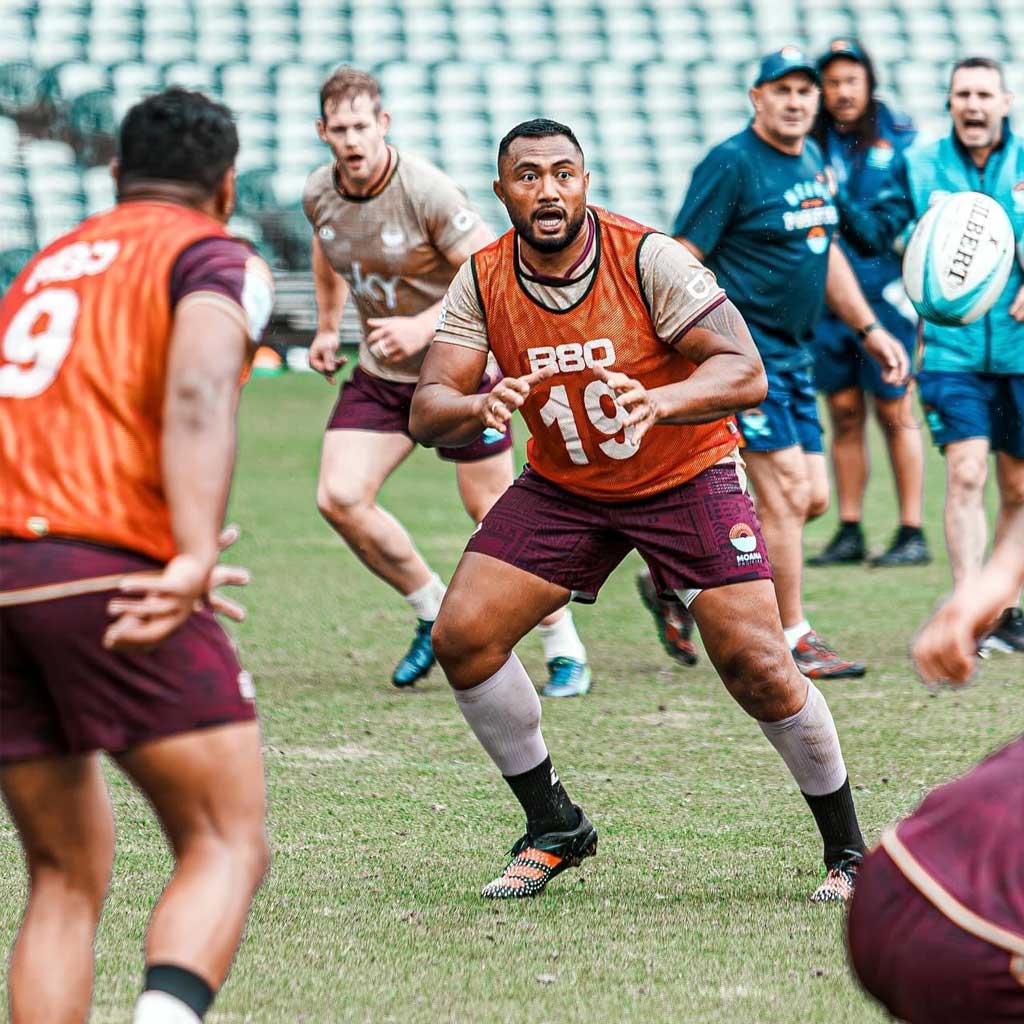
[{"x1": 673, "y1": 126, "x2": 839, "y2": 370}]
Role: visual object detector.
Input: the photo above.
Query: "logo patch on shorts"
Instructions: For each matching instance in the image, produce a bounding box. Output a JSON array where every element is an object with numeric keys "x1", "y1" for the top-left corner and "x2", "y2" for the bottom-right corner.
[
  {"x1": 729, "y1": 523, "x2": 763, "y2": 565},
  {"x1": 482, "y1": 427, "x2": 505, "y2": 444},
  {"x1": 237, "y1": 670, "x2": 256, "y2": 701},
  {"x1": 739, "y1": 408, "x2": 771, "y2": 439}
]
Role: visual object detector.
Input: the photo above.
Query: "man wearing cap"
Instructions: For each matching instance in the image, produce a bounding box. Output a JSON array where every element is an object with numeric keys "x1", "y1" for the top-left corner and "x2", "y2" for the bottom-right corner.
[
  {"x1": 807, "y1": 39, "x2": 929, "y2": 570},
  {"x1": 670, "y1": 47, "x2": 909, "y2": 680}
]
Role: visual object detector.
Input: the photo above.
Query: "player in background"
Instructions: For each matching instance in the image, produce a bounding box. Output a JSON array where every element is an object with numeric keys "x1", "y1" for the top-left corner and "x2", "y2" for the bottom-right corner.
[
  {"x1": 846, "y1": 504, "x2": 1024, "y2": 1021},
  {"x1": 411, "y1": 119, "x2": 868, "y2": 903},
  {"x1": 305, "y1": 68, "x2": 590, "y2": 696},
  {"x1": 896, "y1": 58, "x2": 1024, "y2": 653},
  {"x1": 806, "y1": 39, "x2": 929, "y2": 569},
  {"x1": 0, "y1": 89, "x2": 272, "y2": 1024},
  {"x1": 670, "y1": 48, "x2": 909, "y2": 680}
]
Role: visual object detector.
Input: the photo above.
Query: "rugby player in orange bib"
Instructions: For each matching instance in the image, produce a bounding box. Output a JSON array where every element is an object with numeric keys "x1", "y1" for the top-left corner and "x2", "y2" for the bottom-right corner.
[
  {"x1": 0, "y1": 90, "x2": 274, "y2": 1023},
  {"x1": 304, "y1": 68, "x2": 590, "y2": 695},
  {"x1": 410, "y1": 120, "x2": 867, "y2": 901}
]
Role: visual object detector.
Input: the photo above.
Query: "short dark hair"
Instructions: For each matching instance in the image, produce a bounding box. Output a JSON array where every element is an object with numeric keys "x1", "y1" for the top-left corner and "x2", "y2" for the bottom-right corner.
[
  {"x1": 118, "y1": 88, "x2": 238, "y2": 194},
  {"x1": 497, "y1": 118, "x2": 584, "y2": 168},
  {"x1": 319, "y1": 66, "x2": 382, "y2": 120},
  {"x1": 950, "y1": 56, "x2": 1006, "y2": 90}
]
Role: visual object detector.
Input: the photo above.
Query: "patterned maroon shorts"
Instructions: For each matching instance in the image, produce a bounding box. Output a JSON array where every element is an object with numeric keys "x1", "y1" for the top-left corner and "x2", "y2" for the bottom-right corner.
[
  {"x1": 0, "y1": 538, "x2": 256, "y2": 763},
  {"x1": 327, "y1": 366, "x2": 514, "y2": 463},
  {"x1": 848, "y1": 846, "x2": 1024, "y2": 1023},
  {"x1": 464, "y1": 462, "x2": 773, "y2": 602}
]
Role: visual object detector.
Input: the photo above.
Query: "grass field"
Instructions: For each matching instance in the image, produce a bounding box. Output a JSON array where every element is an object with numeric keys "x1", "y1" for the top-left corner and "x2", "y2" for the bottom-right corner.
[{"x1": 1, "y1": 371, "x2": 1020, "y2": 1023}]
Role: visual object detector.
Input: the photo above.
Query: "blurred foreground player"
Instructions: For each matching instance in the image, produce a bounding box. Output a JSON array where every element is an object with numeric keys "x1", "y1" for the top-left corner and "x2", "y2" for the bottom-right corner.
[
  {"x1": 305, "y1": 67, "x2": 590, "y2": 695},
  {"x1": 412, "y1": 119, "x2": 867, "y2": 902},
  {"x1": 0, "y1": 90, "x2": 273, "y2": 1023},
  {"x1": 848, "y1": 504, "x2": 1024, "y2": 1022}
]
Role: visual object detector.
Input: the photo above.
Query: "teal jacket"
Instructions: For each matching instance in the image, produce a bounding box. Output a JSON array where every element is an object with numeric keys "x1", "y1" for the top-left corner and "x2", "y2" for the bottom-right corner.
[{"x1": 902, "y1": 124, "x2": 1024, "y2": 374}]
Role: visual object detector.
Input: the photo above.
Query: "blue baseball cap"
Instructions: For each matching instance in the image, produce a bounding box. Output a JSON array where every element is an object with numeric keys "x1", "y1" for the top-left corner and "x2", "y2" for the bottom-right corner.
[
  {"x1": 753, "y1": 46, "x2": 821, "y2": 87},
  {"x1": 818, "y1": 37, "x2": 870, "y2": 70}
]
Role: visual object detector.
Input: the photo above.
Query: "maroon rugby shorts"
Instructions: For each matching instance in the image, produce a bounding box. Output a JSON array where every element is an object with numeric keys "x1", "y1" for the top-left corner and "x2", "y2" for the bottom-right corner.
[
  {"x1": 0, "y1": 538, "x2": 256, "y2": 764},
  {"x1": 464, "y1": 461, "x2": 773, "y2": 602},
  {"x1": 848, "y1": 845, "x2": 1024, "y2": 1023},
  {"x1": 327, "y1": 366, "x2": 514, "y2": 463}
]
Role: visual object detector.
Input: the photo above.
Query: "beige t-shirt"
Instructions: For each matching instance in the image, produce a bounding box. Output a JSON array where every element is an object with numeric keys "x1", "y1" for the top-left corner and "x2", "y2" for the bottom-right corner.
[
  {"x1": 303, "y1": 150, "x2": 485, "y2": 383},
  {"x1": 434, "y1": 213, "x2": 724, "y2": 353}
]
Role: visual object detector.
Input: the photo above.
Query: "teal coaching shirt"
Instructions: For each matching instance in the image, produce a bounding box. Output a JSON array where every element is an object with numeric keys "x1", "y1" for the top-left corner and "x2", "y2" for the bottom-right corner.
[{"x1": 673, "y1": 126, "x2": 839, "y2": 371}]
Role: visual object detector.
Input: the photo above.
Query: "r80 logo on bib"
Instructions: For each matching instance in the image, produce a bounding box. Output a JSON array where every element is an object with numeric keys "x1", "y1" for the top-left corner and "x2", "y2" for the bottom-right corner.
[{"x1": 527, "y1": 339, "x2": 615, "y2": 374}]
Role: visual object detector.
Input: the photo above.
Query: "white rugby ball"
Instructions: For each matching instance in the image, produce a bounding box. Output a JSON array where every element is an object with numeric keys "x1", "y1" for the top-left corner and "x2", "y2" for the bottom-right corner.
[{"x1": 902, "y1": 191, "x2": 1015, "y2": 326}]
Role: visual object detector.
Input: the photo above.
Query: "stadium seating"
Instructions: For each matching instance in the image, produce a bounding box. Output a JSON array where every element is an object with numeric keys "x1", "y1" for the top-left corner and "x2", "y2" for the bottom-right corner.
[{"x1": 1, "y1": 0, "x2": 1022, "y2": 286}]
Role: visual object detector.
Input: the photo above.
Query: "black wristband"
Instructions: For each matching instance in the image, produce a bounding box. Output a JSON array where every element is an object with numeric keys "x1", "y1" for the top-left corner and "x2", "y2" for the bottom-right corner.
[{"x1": 857, "y1": 320, "x2": 882, "y2": 339}]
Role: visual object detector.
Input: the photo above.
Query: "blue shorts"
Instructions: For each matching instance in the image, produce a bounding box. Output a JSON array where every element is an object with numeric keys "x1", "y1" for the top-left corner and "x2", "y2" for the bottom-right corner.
[
  {"x1": 736, "y1": 365, "x2": 824, "y2": 454},
  {"x1": 813, "y1": 301, "x2": 916, "y2": 400},
  {"x1": 916, "y1": 371, "x2": 1024, "y2": 458}
]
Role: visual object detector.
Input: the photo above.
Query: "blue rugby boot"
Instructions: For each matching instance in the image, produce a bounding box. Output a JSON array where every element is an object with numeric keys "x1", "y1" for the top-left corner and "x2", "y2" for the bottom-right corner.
[
  {"x1": 391, "y1": 618, "x2": 435, "y2": 687},
  {"x1": 541, "y1": 657, "x2": 592, "y2": 697}
]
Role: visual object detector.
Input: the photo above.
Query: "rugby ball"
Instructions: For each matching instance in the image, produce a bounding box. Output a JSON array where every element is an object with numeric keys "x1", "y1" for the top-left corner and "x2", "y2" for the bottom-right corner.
[{"x1": 902, "y1": 191, "x2": 1015, "y2": 326}]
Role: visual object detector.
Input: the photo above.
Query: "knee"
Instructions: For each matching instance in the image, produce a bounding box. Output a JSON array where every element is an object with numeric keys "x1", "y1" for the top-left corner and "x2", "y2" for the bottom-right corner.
[
  {"x1": 999, "y1": 477, "x2": 1024, "y2": 510},
  {"x1": 947, "y1": 457, "x2": 987, "y2": 498},
  {"x1": 718, "y1": 645, "x2": 805, "y2": 720},
  {"x1": 806, "y1": 482, "x2": 829, "y2": 520},
  {"x1": 431, "y1": 601, "x2": 508, "y2": 688},
  {"x1": 24, "y1": 843, "x2": 111, "y2": 916},
  {"x1": 316, "y1": 472, "x2": 371, "y2": 528},
  {"x1": 874, "y1": 398, "x2": 911, "y2": 438},
  {"x1": 831, "y1": 398, "x2": 865, "y2": 439}
]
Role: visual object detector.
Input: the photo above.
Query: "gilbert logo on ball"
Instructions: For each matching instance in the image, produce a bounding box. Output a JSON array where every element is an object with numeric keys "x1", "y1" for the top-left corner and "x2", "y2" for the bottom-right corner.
[{"x1": 902, "y1": 191, "x2": 1015, "y2": 326}]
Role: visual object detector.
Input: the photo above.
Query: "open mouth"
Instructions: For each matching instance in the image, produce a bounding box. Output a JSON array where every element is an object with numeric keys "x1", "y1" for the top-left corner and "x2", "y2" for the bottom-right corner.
[
  {"x1": 533, "y1": 208, "x2": 566, "y2": 231},
  {"x1": 963, "y1": 116, "x2": 987, "y2": 129},
  {"x1": 344, "y1": 154, "x2": 365, "y2": 168}
]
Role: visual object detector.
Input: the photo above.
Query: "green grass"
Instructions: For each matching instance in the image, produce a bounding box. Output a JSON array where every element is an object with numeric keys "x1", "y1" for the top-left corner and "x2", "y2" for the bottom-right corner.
[{"x1": 2, "y1": 373, "x2": 1020, "y2": 1023}]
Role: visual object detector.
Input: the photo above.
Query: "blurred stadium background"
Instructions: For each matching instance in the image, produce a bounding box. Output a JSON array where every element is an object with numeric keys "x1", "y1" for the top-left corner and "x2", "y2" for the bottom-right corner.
[{"x1": 1, "y1": 0, "x2": 1022, "y2": 339}]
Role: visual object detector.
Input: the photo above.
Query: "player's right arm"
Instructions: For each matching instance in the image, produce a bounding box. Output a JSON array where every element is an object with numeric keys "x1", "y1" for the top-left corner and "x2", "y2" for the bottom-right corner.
[{"x1": 308, "y1": 233, "x2": 350, "y2": 384}]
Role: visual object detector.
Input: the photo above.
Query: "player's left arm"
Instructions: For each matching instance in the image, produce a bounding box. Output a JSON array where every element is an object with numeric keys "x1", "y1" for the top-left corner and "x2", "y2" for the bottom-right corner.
[{"x1": 825, "y1": 243, "x2": 909, "y2": 384}]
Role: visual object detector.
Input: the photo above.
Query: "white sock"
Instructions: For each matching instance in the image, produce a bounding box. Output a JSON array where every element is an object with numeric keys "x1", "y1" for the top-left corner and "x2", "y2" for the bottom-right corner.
[
  {"x1": 537, "y1": 608, "x2": 587, "y2": 663},
  {"x1": 133, "y1": 991, "x2": 201, "y2": 1024},
  {"x1": 758, "y1": 683, "x2": 848, "y2": 796},
  {"x1": 453, "y1": 653, "x2": 548, "y2": 776},
  {"x1": 404, "y1": 573, "x2": 446, "y2": 622},
  {"x1": 783, "y1": 619, "x2": 812, "y2": 649}
]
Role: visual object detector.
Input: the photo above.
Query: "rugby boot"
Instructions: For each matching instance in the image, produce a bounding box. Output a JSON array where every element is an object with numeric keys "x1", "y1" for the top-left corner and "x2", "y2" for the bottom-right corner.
[
  {"x1": 391, "y1": 618, "x2": 435, "y2": 687},
  {"x1": 870, "y1": 528, "x2": 931, "y2": 567},
  {"x1": 481, "y1": 807, "x2": 598, "y2": 899},
  {"x1": 792, "y1": 631, "x2": 867, "y2": 679},
  {"x1": 810, "y1": 849, "x2": 862, "y2": 903},
  {"x1": 984, "y1": 607, "x2": 1024, "y2": 653},
  {"x1": 807, "y1": 524, "x2": 866, "y2": 566},
  {"x1": 542, "y1": 657, "x2": 592, "y2": 698},
  {"x1": 636, "y1": 569, "x2": 699, "y2": 667}
]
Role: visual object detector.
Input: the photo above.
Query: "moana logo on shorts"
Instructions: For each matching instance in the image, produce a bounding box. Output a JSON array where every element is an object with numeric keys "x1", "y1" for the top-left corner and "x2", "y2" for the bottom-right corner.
[
  {"x1": 729, "y1": 523, "x2": 758, "y2": 553},
  {"x1": 729, "y1": 524, "x2": 763, "y2": 565}
]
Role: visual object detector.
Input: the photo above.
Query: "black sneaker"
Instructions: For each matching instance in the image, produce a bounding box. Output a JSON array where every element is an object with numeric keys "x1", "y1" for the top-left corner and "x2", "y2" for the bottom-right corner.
[
  {"x1": 810, "y1": 849, "x2": 862, "y2": 903},
  {"x1": 808, "y1": 526, "x2": 866, "y2": 566},
  {"x1": 870, "y1": 530, "x2": 931, "y2": 567},
  {"x1": 985, "y1": 608, "x2": 1024, "y2": 653},
  {"x1": 481, "y1": 807, "x2": 598, "y2": 899}
]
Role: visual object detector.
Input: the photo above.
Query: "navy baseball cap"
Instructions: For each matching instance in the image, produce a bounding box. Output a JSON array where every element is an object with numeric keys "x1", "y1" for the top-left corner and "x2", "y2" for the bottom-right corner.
[
  {"x1": 818, "y1": 37, "x2": 870, "y2": 70},
  {"x1": 754, "y1": 47, "x2": 821, "y2": 87}
]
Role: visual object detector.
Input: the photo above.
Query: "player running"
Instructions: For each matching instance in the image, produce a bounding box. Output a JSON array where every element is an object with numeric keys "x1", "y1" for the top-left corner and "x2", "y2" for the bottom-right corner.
[
  {"x1": 411, "y1": 119, "x2": 868, "y2": 903},
  {"x1": 847, "y1": 502, "x2": 1024, "y2": 1021},
  {"x1": 0, "y1": 89, "x2": 272, "y2": 1023},
  {"x1": 807, "y1": 39, "x2": 928, "y2": 569},
  {"x1": 669, "y1": 47, "x2": 909, "y2": 680},
  {"x1": 304, "y1": 68, "x2": 590, "y2": 696}
]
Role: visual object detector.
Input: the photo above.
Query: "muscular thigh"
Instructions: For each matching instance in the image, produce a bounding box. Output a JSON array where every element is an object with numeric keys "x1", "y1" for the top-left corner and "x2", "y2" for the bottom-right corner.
[
  {"x1": 318, "y1": 429, "x2": 415, "y2": 507},
  {"x1": 744, "y1": 446, "x2": 811, "y2": 516}
]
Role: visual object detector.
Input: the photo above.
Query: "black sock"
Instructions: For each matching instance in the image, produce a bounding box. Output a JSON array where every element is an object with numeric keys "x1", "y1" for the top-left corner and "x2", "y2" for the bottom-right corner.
[
  {"x1": 503, "y1": 756, "x2": 579, "y2": 836},
  {"x1": 896, "y1": 524, "x2": 923, "y2": 544},
  {"x1": 802, "y1": 777, "x2": 866, "y2": 867},
  {"x1": 144, "y1": 964, "x2": 214, "y2": 1020},
  {"x1": 838, "y1": 520, "x2": 862, "y2": 536}
]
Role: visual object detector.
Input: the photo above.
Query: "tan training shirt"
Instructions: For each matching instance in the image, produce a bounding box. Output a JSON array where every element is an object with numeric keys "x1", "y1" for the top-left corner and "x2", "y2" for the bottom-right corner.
[{"x1": 303, "y1": 150, "x2": 485, "y2": 383}]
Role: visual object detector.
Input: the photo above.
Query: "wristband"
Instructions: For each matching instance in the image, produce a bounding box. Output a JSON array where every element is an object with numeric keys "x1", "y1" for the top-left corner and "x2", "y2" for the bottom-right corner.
[{"x1": 857, "y1": 321, "x2": 882, "y2": 339}]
